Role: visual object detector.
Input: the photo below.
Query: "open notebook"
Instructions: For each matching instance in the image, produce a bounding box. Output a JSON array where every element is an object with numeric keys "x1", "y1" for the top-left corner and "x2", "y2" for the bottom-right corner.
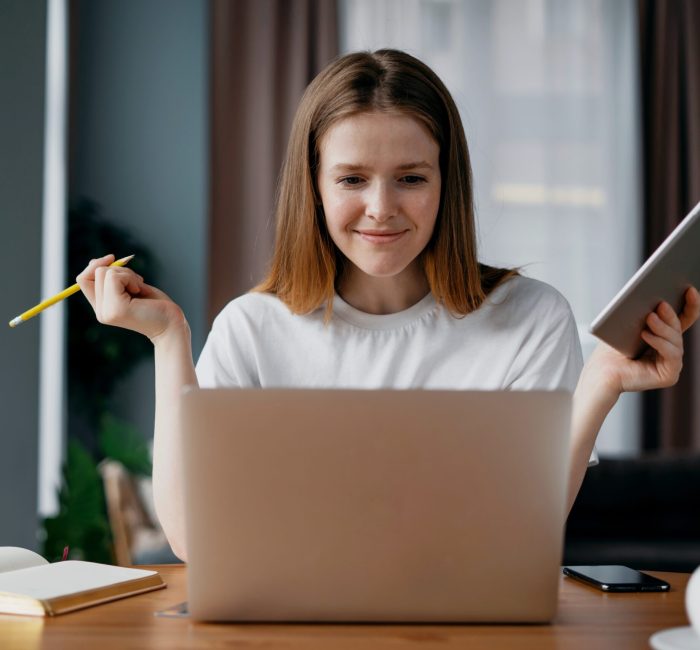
[{"x1": 0, "y1": 547, "x2": 165, "y2": 616}]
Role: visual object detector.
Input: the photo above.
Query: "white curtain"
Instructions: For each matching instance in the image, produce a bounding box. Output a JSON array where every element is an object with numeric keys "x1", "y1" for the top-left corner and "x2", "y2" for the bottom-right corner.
[
  {"x1": 340, "y1": 0, "x2": 642, "y2": 455},
  {"x1": 39, "y1": 0, "x2": 68, "y2": 515}
]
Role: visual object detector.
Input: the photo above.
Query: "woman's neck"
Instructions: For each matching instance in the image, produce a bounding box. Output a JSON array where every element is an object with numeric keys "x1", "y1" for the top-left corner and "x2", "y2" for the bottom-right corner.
[{"x1": 336, "y1": 262, "x2": 431, "y2": 315}]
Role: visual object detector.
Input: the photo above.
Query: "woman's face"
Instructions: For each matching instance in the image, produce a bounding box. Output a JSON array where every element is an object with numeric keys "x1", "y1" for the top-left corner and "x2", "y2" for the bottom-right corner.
[{"x1": 317, "y1": 111, "x2": 441, "y2": 282}]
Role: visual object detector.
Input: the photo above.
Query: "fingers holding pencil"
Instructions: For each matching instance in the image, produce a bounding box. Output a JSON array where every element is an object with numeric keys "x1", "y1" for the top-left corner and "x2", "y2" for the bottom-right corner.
[
  {"x1": 94, "y1": 266, "x2": 137, "y2": 316},
  {"x1": 9, "y1": 253, "x2": 134, "y2": 328},
  {"x1": 77, "y1": 255, "x2": 183, "y2": 341},
  {"x1": 75, "y1": 254, "x2": 117, "y2": 310},
  {"x1": 11, "y1": 253, "x2": 186, "y2": 342}
]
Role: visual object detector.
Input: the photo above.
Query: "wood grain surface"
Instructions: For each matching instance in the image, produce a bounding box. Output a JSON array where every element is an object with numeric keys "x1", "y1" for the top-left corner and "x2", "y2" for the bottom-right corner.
[{"x1": 0, "y1": 566, "x2": 691, "y2": 650}]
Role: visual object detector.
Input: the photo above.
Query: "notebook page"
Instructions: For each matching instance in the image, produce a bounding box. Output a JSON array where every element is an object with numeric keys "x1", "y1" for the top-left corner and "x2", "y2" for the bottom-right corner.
[
  {"x1": 0, "y1": 547, "x2": 48, "y2": 574},
  {"x1": 0, "y1": 561, "x2": 157, "y2": 600}
]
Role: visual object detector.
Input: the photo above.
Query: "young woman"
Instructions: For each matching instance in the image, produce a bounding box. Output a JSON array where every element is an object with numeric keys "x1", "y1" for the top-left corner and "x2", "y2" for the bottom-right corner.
[{"x1": 77, "y1": 50, "x2": 699, "y2": 561}]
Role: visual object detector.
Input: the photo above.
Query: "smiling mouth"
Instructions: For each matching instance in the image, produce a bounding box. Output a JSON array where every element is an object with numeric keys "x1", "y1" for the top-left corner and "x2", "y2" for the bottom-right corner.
[{"x1": 355, "y1": 230, "x2": 408, "y2": 244}]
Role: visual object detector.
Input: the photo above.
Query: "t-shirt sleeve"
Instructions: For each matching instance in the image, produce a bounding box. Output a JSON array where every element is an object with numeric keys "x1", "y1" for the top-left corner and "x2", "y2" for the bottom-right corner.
[
  {"x1": 505, "y1": 287, "x2": 583, "y2": 393},
  {"x1": 195, "y1": 320, "x2": 238, "y2": 388},
  {"x1": 195, "y1": 305, "x2": 257, "y2": 388},
  {"x1": 505, "y1": 283, "x2": 598, "y2": 466}
]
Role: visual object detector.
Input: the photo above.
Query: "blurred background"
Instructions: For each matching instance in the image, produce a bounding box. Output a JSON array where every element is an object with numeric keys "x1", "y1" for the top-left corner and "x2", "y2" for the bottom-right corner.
[{"x1": 1, "y1": 0, "x2": 699, "y2": 568}]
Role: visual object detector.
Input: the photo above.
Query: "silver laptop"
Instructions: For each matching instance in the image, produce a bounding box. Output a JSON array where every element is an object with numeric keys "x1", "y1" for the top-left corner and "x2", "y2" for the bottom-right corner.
[{"x1": 181, "y1": 388, "x2": 572, "y2": 623}]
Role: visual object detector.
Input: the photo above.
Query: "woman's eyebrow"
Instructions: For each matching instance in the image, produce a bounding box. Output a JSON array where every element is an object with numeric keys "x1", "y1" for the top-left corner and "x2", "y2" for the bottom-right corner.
[
  {"x1": 329, "y1": 163, "x2": 366, "y2": 172},
  {"x1": 396, "y1": 160, "x2": 433, "y2": 171},
  {"x1": 329, "y1": 161, "x2": 434, "y2": 172}
]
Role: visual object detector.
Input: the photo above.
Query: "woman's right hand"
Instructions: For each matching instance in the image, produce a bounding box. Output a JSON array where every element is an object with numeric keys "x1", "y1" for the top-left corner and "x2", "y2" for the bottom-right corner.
[{"x1": 76, "y1": 253, "x2": 186, "y2": 343}]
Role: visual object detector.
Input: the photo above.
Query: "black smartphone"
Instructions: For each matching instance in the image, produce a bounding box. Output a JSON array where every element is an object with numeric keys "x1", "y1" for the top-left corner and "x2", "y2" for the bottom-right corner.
[{"x1": 562, "y1": 565, "x2": 670, "y2": 592}]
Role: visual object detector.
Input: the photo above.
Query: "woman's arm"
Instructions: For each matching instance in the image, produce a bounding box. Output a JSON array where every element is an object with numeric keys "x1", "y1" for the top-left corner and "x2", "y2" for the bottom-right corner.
[
  {"x1": 76, "y1": 254, "x2": 196, "y2": 560},
  {"x1": 151, "y1": 320, "x2": 197, "y2": 561},
  {"x1": 566, "y1": 286, "x2": 700, "y2": 513}
]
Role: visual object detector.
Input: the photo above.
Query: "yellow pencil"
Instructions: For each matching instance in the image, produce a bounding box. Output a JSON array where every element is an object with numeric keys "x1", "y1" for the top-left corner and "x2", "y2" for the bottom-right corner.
[{"x1": 8, "y1": 254, "x2": 135, "y2": 328}]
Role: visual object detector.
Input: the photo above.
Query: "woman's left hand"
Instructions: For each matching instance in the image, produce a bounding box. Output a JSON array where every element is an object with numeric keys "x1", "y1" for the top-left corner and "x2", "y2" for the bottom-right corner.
[{"x1": 588, "y1": 286, "x2": 700, "y2": 395}]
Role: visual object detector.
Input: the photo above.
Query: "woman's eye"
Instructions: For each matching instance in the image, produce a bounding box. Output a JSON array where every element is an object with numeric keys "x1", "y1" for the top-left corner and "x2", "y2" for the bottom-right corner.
[
  {"x1": 401, "y1": 175, "x2": 426, "y2": 185},
  {"x1": 339, "y1": 176, "x2": 363, "y2": 186},
  {"x1": 336, "y1": 175, "x2": 426, "y2": 187}
]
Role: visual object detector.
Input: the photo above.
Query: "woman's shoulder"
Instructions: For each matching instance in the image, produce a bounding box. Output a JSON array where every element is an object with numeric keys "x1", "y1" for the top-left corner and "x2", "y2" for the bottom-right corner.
[
  {"x1": 212, "y1": 291, "x2": 299, "y2": 329},
  {"x1": 486, "y1": 274, "x2": 574, "y2": 318}
]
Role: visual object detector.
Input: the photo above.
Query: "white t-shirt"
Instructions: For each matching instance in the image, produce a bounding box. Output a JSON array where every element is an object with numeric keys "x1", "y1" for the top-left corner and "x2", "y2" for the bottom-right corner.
[{"x1": 196, "y1": 275, "x2": 598, "y2": 463}]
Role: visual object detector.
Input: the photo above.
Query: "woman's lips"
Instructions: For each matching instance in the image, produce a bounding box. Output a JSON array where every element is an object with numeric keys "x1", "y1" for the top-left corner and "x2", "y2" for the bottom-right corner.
[{"x1": 355, "y1": 230, "x2": 408, "y2": 244}]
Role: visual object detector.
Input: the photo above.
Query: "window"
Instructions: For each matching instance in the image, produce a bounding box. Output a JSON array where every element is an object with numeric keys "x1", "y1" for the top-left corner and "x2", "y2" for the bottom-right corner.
[{"x1": 340, "y1": 0, "x2": 642, "y2": 455}]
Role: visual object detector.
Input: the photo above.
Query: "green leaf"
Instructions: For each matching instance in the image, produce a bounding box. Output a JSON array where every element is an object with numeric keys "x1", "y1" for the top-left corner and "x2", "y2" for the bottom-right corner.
[
  {"x1": 41, "y1": 439, "x2": 113, "y2": 563},
  {"x1": 98, "y1": 414, "x2": 152, "y2": 476}
]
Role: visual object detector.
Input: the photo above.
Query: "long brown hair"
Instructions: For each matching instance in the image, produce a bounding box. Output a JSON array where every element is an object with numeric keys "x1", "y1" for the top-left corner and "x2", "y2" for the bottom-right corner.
[{"x1": 254, "y1": 49, "x2": 517, "y2": 316}]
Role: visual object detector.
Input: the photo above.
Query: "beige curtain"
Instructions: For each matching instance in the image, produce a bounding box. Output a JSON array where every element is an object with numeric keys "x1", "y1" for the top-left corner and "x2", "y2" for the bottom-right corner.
[
  {"x1": 208, "y1": 0, "x2": 338, "y2": 324},
  {"x1": 638, "y1": 0, "x2": 700, "y2": 451}
]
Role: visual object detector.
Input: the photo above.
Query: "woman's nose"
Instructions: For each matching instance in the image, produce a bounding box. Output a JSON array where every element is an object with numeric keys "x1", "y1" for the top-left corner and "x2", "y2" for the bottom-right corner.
[{"x1": 365, "y1": 182, "x2": 397, "y2": 222}]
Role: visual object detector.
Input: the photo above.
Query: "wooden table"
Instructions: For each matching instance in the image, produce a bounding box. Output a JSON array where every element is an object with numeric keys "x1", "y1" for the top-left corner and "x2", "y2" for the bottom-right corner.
[{"x1": 0, "y1": 566, "x2": 692, "y2": 649}]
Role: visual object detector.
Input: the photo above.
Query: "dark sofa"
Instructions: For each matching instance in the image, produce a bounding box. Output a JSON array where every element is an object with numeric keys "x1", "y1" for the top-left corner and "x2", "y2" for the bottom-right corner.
[{"x1": 563, "y1": 455, "x2": 700, "y2": 572}]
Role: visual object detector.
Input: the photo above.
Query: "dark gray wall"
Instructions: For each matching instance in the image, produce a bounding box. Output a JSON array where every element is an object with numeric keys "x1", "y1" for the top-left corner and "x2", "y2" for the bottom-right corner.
[
  {"x1": 0, "y1": 0, "x2": 46, "y2": 549},
  {"x1": 70, "y1": 0, "x2": 208, "y2": 439}
]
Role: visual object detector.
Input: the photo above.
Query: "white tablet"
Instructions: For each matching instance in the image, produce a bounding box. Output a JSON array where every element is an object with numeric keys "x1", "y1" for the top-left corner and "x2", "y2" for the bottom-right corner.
[{"x1": 590, "y1": 201, "x2": 700, "y2": 358}]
